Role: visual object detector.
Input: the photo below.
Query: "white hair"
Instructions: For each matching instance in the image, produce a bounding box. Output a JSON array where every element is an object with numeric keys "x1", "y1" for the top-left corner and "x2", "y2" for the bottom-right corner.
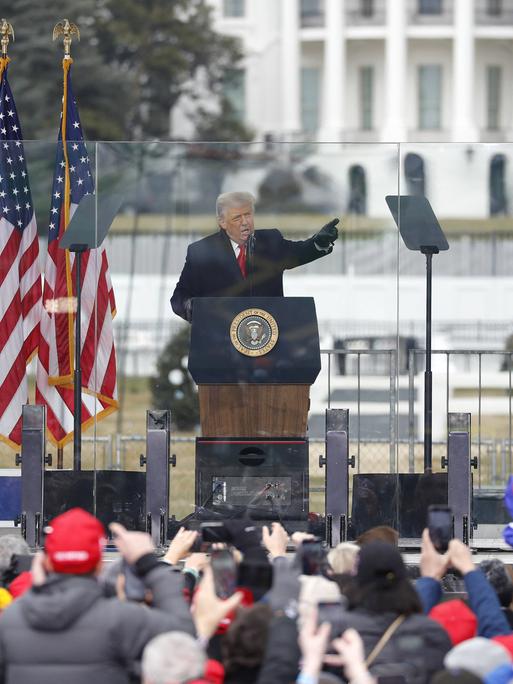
[
  {"x1": 216, "y1": 191, "x2": 255, "y2": 219},
  {"x1": 327, "y1": 541, "x2": 359, "y2": 574},
  {"x1": 142, "y1": 632, "x2": 206, "y2": 684}
]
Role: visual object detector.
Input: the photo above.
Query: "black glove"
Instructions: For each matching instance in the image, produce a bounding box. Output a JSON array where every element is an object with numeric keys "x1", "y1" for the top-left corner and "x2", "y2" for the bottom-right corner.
[{"x1": 314, "y1": 217, "x2": 339, "y2": 250}]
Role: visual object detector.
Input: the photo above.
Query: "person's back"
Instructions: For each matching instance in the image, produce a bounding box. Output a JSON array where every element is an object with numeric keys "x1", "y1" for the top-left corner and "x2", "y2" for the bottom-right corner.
[{"x1": 0, "y1": 509, "x2": 195, "y2": 684}]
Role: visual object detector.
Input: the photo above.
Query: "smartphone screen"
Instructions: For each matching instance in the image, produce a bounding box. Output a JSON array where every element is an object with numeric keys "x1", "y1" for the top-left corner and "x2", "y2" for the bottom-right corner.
[
  {"x1": 427, "y1": 505, "x2": 453, "y2": 553},
  {"x1": 317, "y1": 600, "x2": 345, "y2": 639},
  {"x1": 211, "y1": 549, "x2": 237, "y2": 599}
]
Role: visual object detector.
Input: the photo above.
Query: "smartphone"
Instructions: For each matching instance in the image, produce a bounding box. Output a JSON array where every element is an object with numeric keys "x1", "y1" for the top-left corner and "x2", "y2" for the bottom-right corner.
[
  {"x1": 317, "y1": 600, "x2": 345, "y2": 639},
  {"x1": 121, "y1": 559, "x2": 147, "y2": 602},
  {"x1": 211, "y1": 549, "x2": 237, "y2": 599},
  {"x1": 297, "y1": 539, "x2": 328, "y2": 576},
  {"x1": 427, "y1": 505, "x2": 453, "y2": 553}
]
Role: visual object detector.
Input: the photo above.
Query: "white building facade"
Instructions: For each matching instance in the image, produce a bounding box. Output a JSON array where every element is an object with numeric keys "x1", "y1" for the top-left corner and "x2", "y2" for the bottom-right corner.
[{"x1": 181, "y1": 0, "x2": 513, "y2": 144}]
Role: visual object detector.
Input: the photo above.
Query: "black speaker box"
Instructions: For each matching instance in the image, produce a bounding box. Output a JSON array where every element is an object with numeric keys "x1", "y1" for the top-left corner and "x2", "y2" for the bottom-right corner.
[{"x1": 195, "y1": 438, "x2": 309, "y2": 520}]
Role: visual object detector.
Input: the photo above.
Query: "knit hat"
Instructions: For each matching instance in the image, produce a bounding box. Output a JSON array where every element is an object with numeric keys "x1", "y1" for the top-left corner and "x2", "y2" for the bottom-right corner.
[
  {"x1": 429, "y1": 600, "x2": 478, "y2": 645},
  {"x1": 356, "y1": 541, "x2": 407, "y2": 588},
  {"x1": 44, "y1": 508, "x2": 106, "y2": 575},
  {"x1": 444, "y1": 637, "x2": 512, "y2": 679},
  {"x1": 492, "y1": 636, "x2": 513, "y2": 659}
]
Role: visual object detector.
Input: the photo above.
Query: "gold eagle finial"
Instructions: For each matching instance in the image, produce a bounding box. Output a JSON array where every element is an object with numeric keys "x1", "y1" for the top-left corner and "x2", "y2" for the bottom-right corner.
[
  {"x1": 1, "y1": 19, "x2": 14, "y2": 58},
  {"x1": 53, "y1": 19, "x2": 80, "y2": 59}
]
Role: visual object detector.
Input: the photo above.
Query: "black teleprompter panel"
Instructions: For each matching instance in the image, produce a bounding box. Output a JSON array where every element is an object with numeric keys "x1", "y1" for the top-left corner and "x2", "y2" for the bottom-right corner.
[
  {"x1": 195, "y1": 438, "x2": 309, "y2": 520},
  {"x1": 350, "y1": 472, "x2": 448, "y2": 538},
  {"x1": 43, "y1": 471, "x2": 146, "y2": 532}
]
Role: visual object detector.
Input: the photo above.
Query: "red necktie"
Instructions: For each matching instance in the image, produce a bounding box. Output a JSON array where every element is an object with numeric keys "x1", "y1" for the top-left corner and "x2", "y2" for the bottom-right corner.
[{"x1": 237, "y1": 244, "x2": 247, "y2": 278}]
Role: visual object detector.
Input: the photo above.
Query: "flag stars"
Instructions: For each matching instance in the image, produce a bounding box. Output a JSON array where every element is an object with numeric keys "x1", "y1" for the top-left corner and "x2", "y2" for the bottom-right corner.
[
  {"x1": 6, "y1": 157, "x2": 12, "y2": 165},
  {"x1": 72, "y1": 143, "x2": 78, "y2": 151},
  {"x1": 21, "y1": 171, "x2": 26, "y2": 178},
  {"x1": 2, "y1": 206, "x2": 8, "y2": 213},
  {"x1": 1, "y1": 129, "x2": 6, "y2": 136},
  {"x1": 73, "y1": 121, "x2": 80, "y2": 128},
  {"x1": 25, "y1": 202, "x2": 30, "y2": 209},
  {"x1": 7, "y1": 110, "x2": 14, "y2": 117},
  {"x1": 80, "y1": 156, "x2": 86, "y2": 163},
  {"x1": 0, "y1": 191, "x2": 5, "y2": 198},
  {"x1": 60, "y1": 160, "x2": 65, "y2": 168},
  {"x1": 9, "y1": 172, "x2": 15, "y2": 180},
  {"x1": 18, "y1": 155, "x2": 24, "y2": 162},
  {"x1": 12, "y1": 188, "x2": 18, "y2": 195},
  {"x1": 12, "y1": 125, "x2": 18, "y2": 133},
  {"x1": 2, "y1": 143, "x2": 8, "y2": 149},
  {"x1": 15, "y1": 141, "x2": 21, "y2": 147},
  {"x1": 77, "y1": 178, "x2": 83, "y2": 186},
  {"x1": 70, "y1": 165, "x2": 75, "y2": 173},
  {"x1": 57, "y1": 176, "x2": 63, "y2": 183},
  {"x1": 54, "y1": 191, "x2": 61, "y2": 199},
  {"x1": 15, "y1": 203, "x2": 20, "y2": 211},
  {"x1": 49, "y1": 222, "x2": 55, "y2": 230},
  {"x1": 17, "y1": 220, "x2": 22, "y2": 227},
  {"x1": 51, "y1": 207, "x2": 58, "y2": 214},
  {"x1": 23, "y1": 186, "x2": 28, "y2": 193}
]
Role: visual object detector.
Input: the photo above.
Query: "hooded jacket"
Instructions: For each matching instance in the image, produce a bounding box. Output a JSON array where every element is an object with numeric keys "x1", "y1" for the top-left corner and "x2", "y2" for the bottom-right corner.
[{"x1": 0, "y1": 561, "x2": 195, "y2": 684}]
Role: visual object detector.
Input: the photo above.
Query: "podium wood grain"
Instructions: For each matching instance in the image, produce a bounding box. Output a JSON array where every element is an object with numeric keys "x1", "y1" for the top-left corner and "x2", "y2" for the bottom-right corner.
[{"x1": 198, "y1": 385, "x2": 310, "y2": 438}]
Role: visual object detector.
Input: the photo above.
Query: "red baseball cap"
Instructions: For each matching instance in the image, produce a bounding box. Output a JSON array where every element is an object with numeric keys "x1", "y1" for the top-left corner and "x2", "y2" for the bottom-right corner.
[
  {"x1": 429, "y1": 599, "x2": 477, "y2": 645},
  {"x1": 44, "y1": 508, "x2": 106, "y2": 574}
]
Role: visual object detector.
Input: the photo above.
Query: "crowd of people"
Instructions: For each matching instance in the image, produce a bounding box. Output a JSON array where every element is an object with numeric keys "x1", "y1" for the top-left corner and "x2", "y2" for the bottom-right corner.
[{"x1": 1, "y1": 509, "x2": 513, "y2": 684}]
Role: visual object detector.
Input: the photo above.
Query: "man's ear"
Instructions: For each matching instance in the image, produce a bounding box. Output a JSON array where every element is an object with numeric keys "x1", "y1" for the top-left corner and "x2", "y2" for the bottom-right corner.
[{"x1": 218, "y1": 217, "x2": 226, "y2": 231}]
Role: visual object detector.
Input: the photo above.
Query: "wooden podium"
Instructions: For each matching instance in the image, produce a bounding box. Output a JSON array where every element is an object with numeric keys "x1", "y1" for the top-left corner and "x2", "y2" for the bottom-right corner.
[{"x1": 188, "y1": 297, "x2": 321, "y2": 439}]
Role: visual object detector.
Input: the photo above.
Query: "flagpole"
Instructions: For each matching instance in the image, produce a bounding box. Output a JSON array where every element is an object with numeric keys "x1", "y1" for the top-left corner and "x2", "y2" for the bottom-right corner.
[{"x1": 53, "y1": 19, "x2": 82, "y2": 470}]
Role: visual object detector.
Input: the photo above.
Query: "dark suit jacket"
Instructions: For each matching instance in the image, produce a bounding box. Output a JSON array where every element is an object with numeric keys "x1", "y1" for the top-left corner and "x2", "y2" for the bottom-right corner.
[{"x1": 171, "y1": 228, "x2": 332, "y2": 321}]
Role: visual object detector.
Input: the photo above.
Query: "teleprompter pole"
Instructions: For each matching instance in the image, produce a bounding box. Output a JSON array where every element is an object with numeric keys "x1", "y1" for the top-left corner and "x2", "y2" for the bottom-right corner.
[{"x1": 72, "y1": 245, "x2": 87, "y2": 471}]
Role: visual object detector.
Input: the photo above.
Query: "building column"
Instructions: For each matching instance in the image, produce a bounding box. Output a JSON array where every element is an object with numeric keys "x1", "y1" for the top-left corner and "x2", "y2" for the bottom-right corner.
[
  {"x1": 382, "y1": 0, "x2": 407, "y2": 142},
  {"x1": 452, "y1": 0, "x2": 478, "y2": 141},
  {"x1": 281, "y1": 0, "x2": 301, "y2": 137},
  {"x1": 318, "y1": 0, "x2": 346, "y2": 142}
]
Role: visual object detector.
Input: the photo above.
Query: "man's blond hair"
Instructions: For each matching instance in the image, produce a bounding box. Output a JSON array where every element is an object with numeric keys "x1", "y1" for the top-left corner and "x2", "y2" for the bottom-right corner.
[{"x1": 216, "y1": 191, "x2": 255, "y2": 220}]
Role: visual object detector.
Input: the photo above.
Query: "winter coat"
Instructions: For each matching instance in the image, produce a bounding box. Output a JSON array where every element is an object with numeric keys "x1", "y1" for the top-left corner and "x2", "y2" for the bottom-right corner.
[
  {"x1": 334, "y1": 609, "x2": 452, "y2": 684},
  {"x1": 0, "y1": 561, "x2": 195, "y2": 684},
  {"x1": 416, "y1": 569, "x2": 512, "y2": 638}
]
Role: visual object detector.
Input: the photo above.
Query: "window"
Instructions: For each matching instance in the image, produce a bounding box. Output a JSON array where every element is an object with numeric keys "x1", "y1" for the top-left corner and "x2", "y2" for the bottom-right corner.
[
  {"x1": 404, "y1": 153, "x2": 426, "y2": 196},
  {"x1": 418, "y1": 0, "x2": 442, "y2": 14},
  {"x1": 490, "y1": 154, "x2": 507, "y2": 216},
  {"x1": 487, "y1": 66, "x2": 502, "y2": 130},
  {"x1": 348, "y1": 166, "x2": 367, "y2": 215},
  {"x1": 301, "y1": 67, "x2": 320, "y2": 132},
  {"x1": 361, "y1": 0, "x2": 374, "y2": 17},
  {"x1": 223, "y1": 69, "x2": 245, "y2": 122},
  {"x1": 300, "y1": 0, "x2": 323, "y2": 24},
  {"x1": 418, "y1": 65, "x2": 442, "y2": 130},
  {"x1": 359, "y1": 66, "x2": 374, "y2": 130},
  {"x1": 223, "y1": 0, "x2": 245, "y2": 18},
  {"x1": 487, "y1": 0, "x2": 502, "y2": 15}
]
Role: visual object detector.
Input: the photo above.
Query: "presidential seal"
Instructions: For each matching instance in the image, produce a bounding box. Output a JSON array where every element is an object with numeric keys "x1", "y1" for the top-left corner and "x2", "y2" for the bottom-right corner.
[{"x1": 230, "y1": 308, "x2": 279, "y2": 357}]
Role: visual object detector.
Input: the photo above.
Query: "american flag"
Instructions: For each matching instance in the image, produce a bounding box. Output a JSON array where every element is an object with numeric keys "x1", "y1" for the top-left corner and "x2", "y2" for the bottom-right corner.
[
  {"x1": 36, "y1": 59, "x2": 117, "y2": 447},
  {"x1": 0, "y1": 57, "x2": 41, "y2": 449}
]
